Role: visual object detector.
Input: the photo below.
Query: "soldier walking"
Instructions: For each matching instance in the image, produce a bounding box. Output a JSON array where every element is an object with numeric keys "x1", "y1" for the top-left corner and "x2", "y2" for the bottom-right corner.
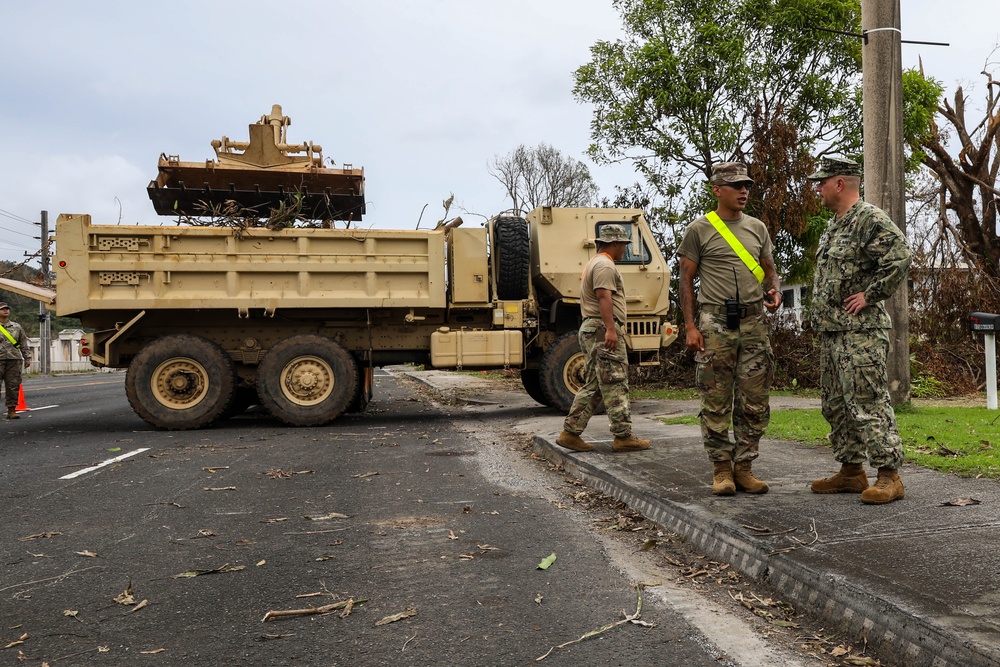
[
  {"x1": 556, "y1": 225, "x2": 651, "y2": 453},
  {"x1": 807, "y1": 157, "x2": 912, "y2": 504},
  {"x1": 677, "y1": 163, "x2": 782, "y2": 495},
  {"x1": 0, "y1": 301, "x2": 30, "y2": 420}
]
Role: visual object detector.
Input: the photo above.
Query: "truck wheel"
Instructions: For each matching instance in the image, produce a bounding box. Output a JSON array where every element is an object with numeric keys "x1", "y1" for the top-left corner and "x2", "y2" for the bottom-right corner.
[
  {"x1": 519, "y1": 368, "x2": 550, "y2": 407},
  {"x1": 126, "y1": 335, "x2": 236, "y2": 430},
  {"x1": 539, "y1": 332, "x2": 589, "y2": 414},
  {"x1": 257, "y1": 335, "x2": 358, "y2": 426},
  {"x1": 494, "y1": 216, "x2": 530, "y2": 300}
]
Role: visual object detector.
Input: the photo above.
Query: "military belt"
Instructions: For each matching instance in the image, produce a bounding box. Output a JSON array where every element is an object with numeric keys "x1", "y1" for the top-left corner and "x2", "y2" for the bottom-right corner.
[
  {"x1": 701, "y1": 302, "x2": 763, "y2": 319},
  {"x1": 584, "y1": 316, "x2": 625, "y2": 327}
]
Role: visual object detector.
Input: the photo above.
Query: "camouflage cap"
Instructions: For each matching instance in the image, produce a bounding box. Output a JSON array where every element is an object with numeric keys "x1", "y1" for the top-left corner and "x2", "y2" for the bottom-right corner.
[
  {"x1": 595, "y1": 224, "x2": 632, "y2": 244},
  {"x1": 0, "y1": 302, "x2": 9, "y2": 309},
  {"x1": 807, "y1": 156, "x2": 863, "y2": 180},
  {"x1": 711, "y1": 162, "x2": 754, "y2": 185}
]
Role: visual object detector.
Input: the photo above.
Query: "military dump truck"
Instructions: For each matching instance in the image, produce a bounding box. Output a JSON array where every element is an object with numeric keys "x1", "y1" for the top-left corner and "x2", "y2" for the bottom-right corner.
[{"x1": 0, "y1": 107, "x2": 677, "y2": 430}]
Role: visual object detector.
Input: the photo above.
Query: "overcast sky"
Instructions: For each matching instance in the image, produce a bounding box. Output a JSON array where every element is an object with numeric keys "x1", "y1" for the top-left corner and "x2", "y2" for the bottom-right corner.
[{"x1": 1, "y1": 1, "x2": 996, "y2": 266}]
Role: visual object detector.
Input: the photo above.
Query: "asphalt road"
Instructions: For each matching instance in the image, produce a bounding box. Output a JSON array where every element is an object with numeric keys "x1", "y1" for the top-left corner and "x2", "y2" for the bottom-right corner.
[{"x1": 2, "y1": 371, "x2": 814, "y2": 667}]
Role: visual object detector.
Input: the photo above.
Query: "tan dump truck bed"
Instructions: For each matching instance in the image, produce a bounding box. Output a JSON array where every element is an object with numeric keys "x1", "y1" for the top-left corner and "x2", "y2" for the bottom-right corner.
[{"x1": 52, "y1": 214, "x2": 447, "y2": 317}]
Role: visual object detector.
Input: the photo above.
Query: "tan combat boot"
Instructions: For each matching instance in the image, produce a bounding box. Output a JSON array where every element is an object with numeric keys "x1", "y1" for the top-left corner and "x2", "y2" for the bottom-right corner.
[
  {"x1": 811, "y1": 463, "x2": 869, "y2": 494},
  {"x1": 733, "y1": 461, "x2": 769, "y2": 494},
  {"x1": 556, "y1": 431, "x2": 593, "y2": 452},
  {"x1": 860, "y1": 468, "x2": 905, "y2": 505},
  {"x1": 6, "y1": 408, "x2": 18, "y2": 420},
  {"x1": 712, "y1": 461, "x2": 736, "y2": 496},
  {"x1": 613, "y1": 434, "x2": 651, "y2": 452}
]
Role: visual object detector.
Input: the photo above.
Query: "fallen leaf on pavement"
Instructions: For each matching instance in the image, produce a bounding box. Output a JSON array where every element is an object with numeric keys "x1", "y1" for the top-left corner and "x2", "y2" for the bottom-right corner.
[
  {"x1": 261, "y1": 518, "x2": 289, "y2": 523},
  {"x1": 537, "y1": 553, "x2": 557, "y2": 570},
  {"x1": 202, "y1": 467, "x2": 229, "y2": 473},
  {"x1": 940, "y1": 497, "x2": 981, "y2": 507},
  {"x1": 375, "y1": 607, "x2": 417, "y2": 626},
  {"x1": 124, "y1": 599, "x2": 148, "y2": 615},
  {"x1": 18, "y1": 532, "x2": 62, "y2": 542},
  {"x1": 304, "y1": 513, "x2": 349, "y2": 521},
  {"x1": 352, "y1": 472, "x2": 380, "y2": 479},
  {"x1": 173, "y1": 563, "x2": 246, "y2": 578},
  {"x1": 75, "y1": 550, "x2": 98, "y2": 558},
  {"x1": 262, "y1": 597, "x2": 366, "y2": 622},
  {"x1": 204, "y1": 486, "x2": 237, "y2": 491},
  {"x1": 115, "y1": 584, "x2": 136, "y2": 605},
  {"x1": 140, "y1": 649, "x2": 166, "y2": 654}
]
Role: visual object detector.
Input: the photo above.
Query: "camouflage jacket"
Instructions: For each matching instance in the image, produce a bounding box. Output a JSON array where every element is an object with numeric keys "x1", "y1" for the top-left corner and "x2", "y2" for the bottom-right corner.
[
  {"x1": 810, "y1": 200, "x2": 911, "y2": 331},
  {"x1": 0, "y1": 319, "x2": 29, "y2": 361}
]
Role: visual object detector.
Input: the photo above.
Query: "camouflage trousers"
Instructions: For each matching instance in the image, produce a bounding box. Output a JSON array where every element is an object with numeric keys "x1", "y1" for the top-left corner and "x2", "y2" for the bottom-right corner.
[
  {"x1": 563, "y1": 319, "x2": 632, "y2": 438},
  {"x1": 695, "y1": 312, "x2": 773, "y2": 462},
  {"x1": 819, "y1": 330, "x2": 904, "y2": 469},
  {"x1": 1, "y1": 359, "x2": 22, "y2": 410}
]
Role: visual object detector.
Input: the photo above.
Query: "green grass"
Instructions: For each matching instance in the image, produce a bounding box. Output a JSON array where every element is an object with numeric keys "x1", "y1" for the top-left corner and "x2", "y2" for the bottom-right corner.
[{"x1": 661, "y1": 406, "x2": 1000, "y2": 479}]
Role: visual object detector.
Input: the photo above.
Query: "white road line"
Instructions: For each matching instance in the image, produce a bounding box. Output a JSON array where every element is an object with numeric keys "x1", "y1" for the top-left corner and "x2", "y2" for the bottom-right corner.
[{"x1": 59, "y1": 448, "x2": 150, "y2": 480}]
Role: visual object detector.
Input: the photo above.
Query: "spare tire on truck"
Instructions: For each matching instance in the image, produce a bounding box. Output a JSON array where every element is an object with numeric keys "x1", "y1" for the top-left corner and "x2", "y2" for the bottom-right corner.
[
  {"x1": 126, "y1": 334, "x2": 237, "y2": 430},
  {"x1": 493, "y1": 216, "x2": 530, "y2": 301},
  {"x1": 256, "y1": 334, "x2": 358, "y2": 426}
]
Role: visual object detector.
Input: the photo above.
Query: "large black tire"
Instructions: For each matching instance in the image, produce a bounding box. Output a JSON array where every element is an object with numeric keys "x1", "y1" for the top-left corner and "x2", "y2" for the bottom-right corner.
[
  {"x1": 125, "y1": 335, "x2": 236, "y2": 430},
  {"x1": 493, "y1": 216, "x2": 530, "y2": 301},
  {"x1": 519, "y1": 368, "x2": 551, "y2": 407},
  {"x1": 256, "y1": 335, "x2": 358, "y2": 426},
  {"x1": 538, "y1": 332, "x2": 589, "y2": 414}
]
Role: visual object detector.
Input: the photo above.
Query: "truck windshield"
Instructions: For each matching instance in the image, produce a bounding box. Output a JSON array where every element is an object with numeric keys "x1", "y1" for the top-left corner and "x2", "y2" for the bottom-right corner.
[{"x1": 596, "y1": 222, "x2": 651, "y2": 264}]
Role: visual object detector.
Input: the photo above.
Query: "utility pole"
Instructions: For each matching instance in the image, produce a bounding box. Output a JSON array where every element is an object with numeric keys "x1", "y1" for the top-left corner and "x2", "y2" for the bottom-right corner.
[
  {"x1": 862, "y1": 0, "x2": 910, "y2": 405},
  {"x1": 38, "y1": 210, "x2": 51, "y2": 375}
]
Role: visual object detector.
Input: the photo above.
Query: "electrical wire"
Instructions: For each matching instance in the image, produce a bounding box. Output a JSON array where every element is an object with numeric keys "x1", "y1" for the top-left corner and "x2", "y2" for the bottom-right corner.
[{"x1": 0, "y1": 208, "x2": 36, "y2": 225}]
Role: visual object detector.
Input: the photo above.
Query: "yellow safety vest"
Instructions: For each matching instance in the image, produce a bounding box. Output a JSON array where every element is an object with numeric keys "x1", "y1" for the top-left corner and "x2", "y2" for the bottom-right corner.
[{"x1": 705, "y1": 211, "x2": 765, "y2": 283}]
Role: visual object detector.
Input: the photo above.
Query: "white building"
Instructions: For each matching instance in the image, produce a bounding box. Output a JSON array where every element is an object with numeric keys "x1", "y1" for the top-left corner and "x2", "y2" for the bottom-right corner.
[{"x1": 26, "y1": 329, "x2": 93, "y2": 372}]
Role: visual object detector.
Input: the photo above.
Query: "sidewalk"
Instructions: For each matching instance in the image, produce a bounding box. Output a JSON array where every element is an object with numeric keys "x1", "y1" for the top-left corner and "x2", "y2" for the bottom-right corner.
[{"x1": 399, "y1": 368, "x2": 1000, "y2": 667}]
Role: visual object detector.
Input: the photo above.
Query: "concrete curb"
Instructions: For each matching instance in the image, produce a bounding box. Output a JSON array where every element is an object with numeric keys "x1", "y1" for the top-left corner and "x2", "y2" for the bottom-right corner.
[{"x1": 532, "y1": 435, "x2": 1000, "y2": 667}]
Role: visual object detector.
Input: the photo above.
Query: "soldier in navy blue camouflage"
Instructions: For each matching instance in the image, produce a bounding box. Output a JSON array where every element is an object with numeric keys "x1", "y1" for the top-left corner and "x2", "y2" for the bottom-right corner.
[
  {"x1": 557, "y1": 224, "x2": 651, "y2": 453},
  {"x1": 807, "y1": 156, "x2": 912, "y2": 504}
]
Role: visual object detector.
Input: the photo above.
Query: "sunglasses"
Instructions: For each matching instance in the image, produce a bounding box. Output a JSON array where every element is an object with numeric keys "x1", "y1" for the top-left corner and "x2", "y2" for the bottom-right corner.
[{"x1": 721, "y1": 182, "x2": 752, "y2": 190}]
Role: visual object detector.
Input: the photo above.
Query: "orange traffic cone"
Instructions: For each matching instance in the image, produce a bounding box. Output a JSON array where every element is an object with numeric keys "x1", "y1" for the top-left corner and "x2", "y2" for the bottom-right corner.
[{"x1": 15, "y1": 384, "x2": 28, "y2": 412}]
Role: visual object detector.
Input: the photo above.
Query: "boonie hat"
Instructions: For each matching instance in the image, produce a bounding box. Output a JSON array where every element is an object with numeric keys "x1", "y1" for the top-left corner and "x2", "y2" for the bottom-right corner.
[
  {"x1": 711, "y1": 162, "x2": 754, "y2": 185},
  {"x1": 595, "y1": 224, "x2": 632, "y2": 244},
  {"x1": 807, "y1": 156, "x2": 863, "y2": 180},
  {"x1": 0, "y1": 302, "x2": 9, "y2": 309}
]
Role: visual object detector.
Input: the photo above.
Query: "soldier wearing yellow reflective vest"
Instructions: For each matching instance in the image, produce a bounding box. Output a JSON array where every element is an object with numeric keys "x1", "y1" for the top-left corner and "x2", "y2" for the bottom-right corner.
[
  {"x1": 678, "y1": 163, "x2": 782, "y2": 496},
  {"x1": 0, "y1": 302, "x2": 30, "y2": 420}
]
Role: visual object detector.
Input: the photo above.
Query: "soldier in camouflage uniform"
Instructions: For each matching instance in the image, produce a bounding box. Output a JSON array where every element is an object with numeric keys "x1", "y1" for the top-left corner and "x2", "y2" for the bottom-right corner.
[
  {"x1": 807, "y1": 157, "x2": 912, "y2": 504},
  {"x1": 678, "y1": 163, "x2": 782, "y2": 496},
  {"x1": 556, "y1": 225, "x2": 651, "y2": 453},
  {"x1": 0, "y1": 302, "x2": 31, "y2": 420}
]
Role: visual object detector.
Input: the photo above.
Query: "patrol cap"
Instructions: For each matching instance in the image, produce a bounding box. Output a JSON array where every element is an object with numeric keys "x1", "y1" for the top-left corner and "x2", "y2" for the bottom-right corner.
[
  {"x1": 711, "y1": 162, "x2": 754, "y2": 185},
  {"x1": 0, "y1": 302, "x2": 9, "y2": 309},
  {"x1": 807, "y1": 156, "x2": 863, "y2": 180},
  {"x1": 594, "y1": 224, "x2": 632, "y2": 244}
]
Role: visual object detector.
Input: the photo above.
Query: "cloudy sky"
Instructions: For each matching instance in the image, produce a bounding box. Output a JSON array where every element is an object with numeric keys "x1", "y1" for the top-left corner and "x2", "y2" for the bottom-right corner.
[{"x1": 0, "y1": 1, "x2": 996, "y2": 266}]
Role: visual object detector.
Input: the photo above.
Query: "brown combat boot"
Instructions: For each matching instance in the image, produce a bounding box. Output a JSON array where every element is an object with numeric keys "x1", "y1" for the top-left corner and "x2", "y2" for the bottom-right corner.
[
  {"x1": 733, "y1": 461, "x2": 769, "y2": 494},
  {"x1": 712, "y1": 461, "x2": 736, "y2": 496},
  {"x1": 6, "y1": 408, "x2": 18, "y2": 420},
  {"x1": 860, "y1": 468, "x2": 905, "y2": 505},
  {"x1": 612, "y1": 434, "x2": 651, "y2": 452},
  {"x1": 811, "y1": 463, "x2": 869, "y2": 494},
  {"x1": 556, "y1": 431, "x2": 593, "y2": 452}
]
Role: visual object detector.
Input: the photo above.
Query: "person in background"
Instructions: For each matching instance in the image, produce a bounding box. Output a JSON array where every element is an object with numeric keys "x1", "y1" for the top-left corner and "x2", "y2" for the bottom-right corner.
[
  {"x1": 807, "y1": 156, "x2": 912, "y2": 504},
  {"x1": 677, "y1": 163, "x2": 782, "y2": 496},
  {"x1": 556, "y1": 225, "x2": 651, "y2": 453},
  {"x1": 0, "y1": 301, "x2": 30, "y2": 420}
]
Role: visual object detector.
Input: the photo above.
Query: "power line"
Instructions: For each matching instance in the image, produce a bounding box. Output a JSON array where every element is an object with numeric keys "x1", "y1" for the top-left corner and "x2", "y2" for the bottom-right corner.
[
  {"x1": 0, "y1": 222, "x2": 38, "y2": 239},
  {"x1": 0, "y1": 208, "x2": 36, "y2": 225}
]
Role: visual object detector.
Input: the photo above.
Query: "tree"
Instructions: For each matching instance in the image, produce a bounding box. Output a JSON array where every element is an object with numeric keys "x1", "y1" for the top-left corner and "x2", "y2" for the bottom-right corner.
[
  {"x1": 572, "y1": 0, "x2": 863, "y2": 277},
  {"x1": 911, "y1": 62, "x2": 1000, "y2": 276},
  {"x1": 489, "y1": 143, "x2": 600, "y2": 214}
]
